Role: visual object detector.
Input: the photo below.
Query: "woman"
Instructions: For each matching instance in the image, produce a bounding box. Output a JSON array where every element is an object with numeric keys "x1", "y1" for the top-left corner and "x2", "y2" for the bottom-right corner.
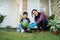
[{"x1": 31, "y1": 9, "x2": 48, "y2": 31}]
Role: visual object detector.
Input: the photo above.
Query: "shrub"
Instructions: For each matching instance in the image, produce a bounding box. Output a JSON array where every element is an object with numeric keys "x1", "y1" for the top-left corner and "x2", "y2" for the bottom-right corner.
[
  {"x1": 0, "y1": 14, "x2": 6, "y2": 23},
  {"x1": 5, "y1": 25, "x2": 11, "y2": 31}
]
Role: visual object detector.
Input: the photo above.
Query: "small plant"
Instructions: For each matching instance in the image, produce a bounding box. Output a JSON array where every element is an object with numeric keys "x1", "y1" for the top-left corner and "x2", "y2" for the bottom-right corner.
[
  {"x1": 48, "y1": 15, "x2": 58, "y2": 35},
  {"x1": 5, "y1": 25, "x2": 11, "y2": 31},
  {"x1": 0, "y1": 14, "x2": 6, "y2": 23},
  {"x1": 0, "y1": 14, "x2": 6, "y2": 27}
]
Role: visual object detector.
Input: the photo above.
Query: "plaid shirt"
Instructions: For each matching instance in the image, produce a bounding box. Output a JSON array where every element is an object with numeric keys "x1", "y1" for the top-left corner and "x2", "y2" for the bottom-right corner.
[{"x1": 35, "y1": 12, "x2": 48, "y2": 24}]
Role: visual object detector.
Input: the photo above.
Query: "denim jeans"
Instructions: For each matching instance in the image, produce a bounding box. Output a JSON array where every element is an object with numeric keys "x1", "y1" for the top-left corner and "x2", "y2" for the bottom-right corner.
[
  {"x1": 37, "y1": 19, "x2": 48, "y2": 30},
  {"x1": 18, "y1": 23, "x2": 27, "y2": 30}
]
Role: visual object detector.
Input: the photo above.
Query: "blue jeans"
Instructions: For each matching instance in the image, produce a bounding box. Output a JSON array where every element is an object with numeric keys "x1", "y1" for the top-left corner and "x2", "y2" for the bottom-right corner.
[
  {"x1": 18, "y1": 24, "x2": 23, "y2": 30},
  {"x1": 18, "y1": 24, "x2": 27, "y2": 30},
  {"x1": 37, "y1": 19, "x2": 48, "y2": 30}
]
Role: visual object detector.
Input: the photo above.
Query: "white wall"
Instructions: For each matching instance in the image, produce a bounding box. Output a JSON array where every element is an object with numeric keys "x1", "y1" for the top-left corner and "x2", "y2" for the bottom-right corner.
[
  {"x1": 40, "y1": 0, "x2": 49, "y2": 15},
  {"x1": 0, "y1": 0, "x2": 19, "y2": 28},
  {"x1": 27, "y1": 0, "x2": 40, "y2": 23},
  {"x1": 0, "y1": 0, "x2": 48, "y2": 28}
]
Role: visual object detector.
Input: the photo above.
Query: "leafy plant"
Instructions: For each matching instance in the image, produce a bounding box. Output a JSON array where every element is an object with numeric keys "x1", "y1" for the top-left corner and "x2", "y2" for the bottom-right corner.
[
  {"x1": 48, "y1": 15, "x2": 58, "y2": 32},
  {"x1": 5, "y1": 25, "x2": 11, "y2": 31},
  {"x1": 48, "y1": 15, "x2": 55, "y2": 20},
  {"x1": 0, "y1": 14, "x2": 6, "y2": 23}
]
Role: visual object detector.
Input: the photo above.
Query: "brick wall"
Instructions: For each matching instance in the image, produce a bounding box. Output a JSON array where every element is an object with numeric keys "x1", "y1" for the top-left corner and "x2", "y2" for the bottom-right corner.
[
  {"x1": 23, "y1": 0, "x2": 27, "y2": 12},
  {"x1": 51, "y1": 0, "x2": 60, "y2": 22}
]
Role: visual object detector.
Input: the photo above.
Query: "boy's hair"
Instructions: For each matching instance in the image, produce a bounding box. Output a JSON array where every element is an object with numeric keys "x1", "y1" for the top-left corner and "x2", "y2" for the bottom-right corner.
[{"x1": 23, "y1": 12, "x2": 28, "y2": 15}]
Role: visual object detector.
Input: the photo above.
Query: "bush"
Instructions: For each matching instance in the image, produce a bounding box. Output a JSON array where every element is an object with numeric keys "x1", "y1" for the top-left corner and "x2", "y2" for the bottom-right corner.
[
  {"x1": 0, "y1": 14, "x2": 6, "y2": 23},
  {"x1": 5, "y1": 25, "x2": 11, "y2": 32}
]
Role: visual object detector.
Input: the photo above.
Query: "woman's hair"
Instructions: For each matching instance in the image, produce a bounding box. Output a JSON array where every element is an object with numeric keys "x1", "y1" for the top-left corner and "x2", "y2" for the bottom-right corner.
[
  {"x1": 32, "y1": 9, "x2": 37, "y2": 14},
  {"x1": 31, "y1": 9, "x2": 37, "y2": 17},
  {"x1": 23, "y1": 12, "x2": 28, "y2": 15}
]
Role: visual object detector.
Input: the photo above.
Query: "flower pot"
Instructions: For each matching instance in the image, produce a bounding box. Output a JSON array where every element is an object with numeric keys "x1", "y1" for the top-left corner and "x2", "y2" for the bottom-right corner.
[{"x1": 52, "y1": 31, "x2": 58, "y2": 35}]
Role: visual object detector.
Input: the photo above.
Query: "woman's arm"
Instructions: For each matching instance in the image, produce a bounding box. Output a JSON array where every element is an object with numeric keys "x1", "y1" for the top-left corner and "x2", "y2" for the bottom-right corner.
[{"x1": 36, "y1": 12, "x2": 45, "y2": 24}]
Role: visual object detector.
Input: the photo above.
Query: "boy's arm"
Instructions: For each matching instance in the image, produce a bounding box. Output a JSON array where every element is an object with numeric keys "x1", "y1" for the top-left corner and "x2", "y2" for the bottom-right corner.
[
  {"x1": 19, "y1": 17, "x2": 23, "y2": 23},
  {"x1": 27, "y1": 18, "x2": 30, "y2": 23}
]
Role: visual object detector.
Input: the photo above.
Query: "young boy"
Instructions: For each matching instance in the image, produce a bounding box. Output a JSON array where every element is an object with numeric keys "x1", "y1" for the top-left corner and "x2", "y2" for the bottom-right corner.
[{"x1": 18, "y1": 12, "x2": 30, "y2": 32}]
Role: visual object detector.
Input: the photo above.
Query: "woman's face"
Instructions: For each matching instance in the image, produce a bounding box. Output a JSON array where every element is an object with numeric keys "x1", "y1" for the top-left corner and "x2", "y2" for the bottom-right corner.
[{"x1": 33, "y1": 11, "x2": 38, "y2": 16}]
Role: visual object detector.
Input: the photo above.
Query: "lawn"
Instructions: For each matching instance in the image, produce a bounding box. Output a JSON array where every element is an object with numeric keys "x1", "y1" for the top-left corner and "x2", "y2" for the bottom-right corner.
[{"x1": 0, "y1": 30, "x2": 60, "y2": 40}]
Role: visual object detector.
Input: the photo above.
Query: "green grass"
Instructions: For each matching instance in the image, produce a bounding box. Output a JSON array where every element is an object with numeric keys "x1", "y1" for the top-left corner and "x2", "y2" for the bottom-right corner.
[{"x1": 0, "y1": 30, "x2": 60, "y2": 40}]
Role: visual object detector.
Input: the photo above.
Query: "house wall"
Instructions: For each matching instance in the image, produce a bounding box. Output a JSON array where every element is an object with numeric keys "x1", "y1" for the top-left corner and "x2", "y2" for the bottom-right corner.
[
  {"x1": 0, "y1": 0, "x2": 50, "y2": 28},
  {"x1": 40, "y1": 0, "x2": 49, "y2": 15},
  {"x1": 51, "y1": 0, "x2": 60, "y2": 22},
  {"x1": 0, "y1": 0, "x2": 19, "y2": 28},
  {"x1": 23, "y1": 0, "x2": 27, "y2": 12}
]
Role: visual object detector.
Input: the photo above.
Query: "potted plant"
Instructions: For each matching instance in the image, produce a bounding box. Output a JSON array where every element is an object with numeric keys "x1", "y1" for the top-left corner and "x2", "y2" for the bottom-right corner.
[
  {"x1": 50, "y1": 26, "x2": 58, "y2": 35},
  {"x1": 48, "y1": 15, "x2": 58, "y2": 35}
]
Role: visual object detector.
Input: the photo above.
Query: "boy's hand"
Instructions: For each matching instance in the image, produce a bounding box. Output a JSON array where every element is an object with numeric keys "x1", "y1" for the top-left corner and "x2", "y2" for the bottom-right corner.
[{"x1": 19, "y1": 17, "x2": 23, "y2": 23}]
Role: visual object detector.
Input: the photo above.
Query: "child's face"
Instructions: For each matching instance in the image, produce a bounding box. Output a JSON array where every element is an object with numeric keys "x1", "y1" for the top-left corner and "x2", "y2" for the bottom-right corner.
[{"x1": 23, "y1": 14, "x2": 28, "y2": 19}]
